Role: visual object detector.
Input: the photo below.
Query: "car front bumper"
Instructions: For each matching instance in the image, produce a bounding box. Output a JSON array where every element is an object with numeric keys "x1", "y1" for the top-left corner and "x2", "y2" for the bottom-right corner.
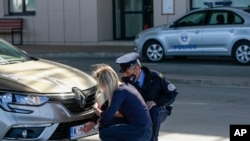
[{"x1": 0, "y1": 102, "x2": 95, "y2": 140}]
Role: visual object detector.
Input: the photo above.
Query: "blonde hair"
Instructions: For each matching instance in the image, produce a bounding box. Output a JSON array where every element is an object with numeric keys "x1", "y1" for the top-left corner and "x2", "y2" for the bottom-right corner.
[{"x1": 91, "y1": 64, "x2": 121, "y2": 104}]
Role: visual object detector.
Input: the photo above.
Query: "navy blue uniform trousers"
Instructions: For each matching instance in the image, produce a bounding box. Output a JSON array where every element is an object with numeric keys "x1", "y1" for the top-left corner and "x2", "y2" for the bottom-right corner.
[{"x1": 149, "y1": 105, "x2": 170, "y2": 141}]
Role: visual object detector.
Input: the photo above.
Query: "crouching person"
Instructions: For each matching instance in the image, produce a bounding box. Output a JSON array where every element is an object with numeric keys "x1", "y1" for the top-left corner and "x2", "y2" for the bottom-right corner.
[{"x1": 91, "y1": 64, "x2": 152, "y2": 141}]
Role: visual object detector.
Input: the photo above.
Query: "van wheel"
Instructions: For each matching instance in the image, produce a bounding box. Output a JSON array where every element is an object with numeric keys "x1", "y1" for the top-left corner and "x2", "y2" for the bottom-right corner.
[
  {"x1": 233, "y1": 41, "x2": 250, "y2": 65},
  {"x1": 143, "y1": 41, "x2": 165, "y2": 62}
]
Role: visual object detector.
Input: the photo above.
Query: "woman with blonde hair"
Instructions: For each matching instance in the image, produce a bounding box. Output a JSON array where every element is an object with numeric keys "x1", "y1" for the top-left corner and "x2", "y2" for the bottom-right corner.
[{"x1": 92, "y1": 64, "x2": 152, "y2": 141}]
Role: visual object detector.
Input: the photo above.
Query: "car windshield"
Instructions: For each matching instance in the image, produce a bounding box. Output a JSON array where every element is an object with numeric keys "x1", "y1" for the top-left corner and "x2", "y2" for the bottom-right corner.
[{"x1": 0, "y1": 40, "x2": 32, "y2": 65}]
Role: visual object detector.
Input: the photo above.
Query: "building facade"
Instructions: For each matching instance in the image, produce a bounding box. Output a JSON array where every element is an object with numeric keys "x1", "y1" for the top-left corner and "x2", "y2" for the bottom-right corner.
[{"x1": 0, "y1": 0, "x2": 249, "y2": 45}]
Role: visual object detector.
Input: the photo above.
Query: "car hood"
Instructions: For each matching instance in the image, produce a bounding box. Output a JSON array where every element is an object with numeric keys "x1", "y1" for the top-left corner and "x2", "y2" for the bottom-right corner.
[{"x1": 0, "y1": 59, "x2": 97, "y2": 93}]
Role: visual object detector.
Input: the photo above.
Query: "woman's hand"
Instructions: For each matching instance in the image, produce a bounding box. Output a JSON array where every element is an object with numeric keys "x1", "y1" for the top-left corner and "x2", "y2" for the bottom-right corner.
[
  {"x1": 93, "y1": 102, "x2": 99, "y2": 109},
  {"x1": 114, "y1": 112, "x2": 124, "y2": 118},
  {"x1": 93, "y1": 103, "x2": 102, "y2": 117},
  {"x1": 80, "y1": 121, "x2": 96, "y2": 133}
]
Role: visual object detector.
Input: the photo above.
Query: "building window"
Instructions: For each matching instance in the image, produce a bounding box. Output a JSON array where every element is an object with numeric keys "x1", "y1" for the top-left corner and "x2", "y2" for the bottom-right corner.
[
  {"x1": 191, "y1": 0, "x2": 205, "y2": 9},
  {"x1": 8, "y1": 0, "x2": 35, "y2": 15}
]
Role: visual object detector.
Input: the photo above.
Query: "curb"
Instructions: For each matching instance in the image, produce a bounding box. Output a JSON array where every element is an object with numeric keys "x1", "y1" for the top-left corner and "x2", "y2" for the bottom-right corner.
[
  {"x1": 168, "y1": 77, "x2": 250, "y2": 88},
  {"x1": 31, "y1": 52, "x2": 127, "y2": 58},
  {"x1": 167, "y1": 75, "x2": 250, "y2": 88}
]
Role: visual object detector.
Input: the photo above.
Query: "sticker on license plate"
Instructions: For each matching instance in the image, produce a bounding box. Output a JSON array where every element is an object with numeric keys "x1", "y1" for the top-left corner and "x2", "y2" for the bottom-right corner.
[{"x1": 70, "y1": 124, "x2": 99, "y2": 139}]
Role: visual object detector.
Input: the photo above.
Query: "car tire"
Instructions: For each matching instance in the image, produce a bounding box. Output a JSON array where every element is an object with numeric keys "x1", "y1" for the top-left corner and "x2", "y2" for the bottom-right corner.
[
  {"x1": 143, "y1": 41, "x2": 165, "y2": 62},
  {"x1": 233, "y1": 41, "x2": 250, "y2": 65}
]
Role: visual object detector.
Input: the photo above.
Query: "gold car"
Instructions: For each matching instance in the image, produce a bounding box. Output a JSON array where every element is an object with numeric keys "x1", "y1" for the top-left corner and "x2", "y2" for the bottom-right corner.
[{"x1": 0, "y1": 38, "x2": 101, "y2": 140}]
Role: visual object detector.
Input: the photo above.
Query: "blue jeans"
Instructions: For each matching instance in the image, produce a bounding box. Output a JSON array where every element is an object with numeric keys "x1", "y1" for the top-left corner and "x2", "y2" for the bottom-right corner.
[
  {"x1": 149, "y1": 106, "x2": 170, "y2": 141},
  {"x1": 99, "y1": 124, "x2": 152, "y2": 141}
]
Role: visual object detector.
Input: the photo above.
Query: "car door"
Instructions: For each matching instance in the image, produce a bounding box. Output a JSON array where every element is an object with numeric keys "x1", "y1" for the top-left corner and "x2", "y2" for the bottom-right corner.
[
  {"x1": 200, "y1": 10, "x2": 239, "y2": 55},
  {"x1": 166, "y1": 10, "x2": 207, "y2": 55}
]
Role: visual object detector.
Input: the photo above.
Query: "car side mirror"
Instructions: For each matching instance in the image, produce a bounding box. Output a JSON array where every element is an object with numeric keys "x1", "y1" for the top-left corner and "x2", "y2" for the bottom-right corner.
[
  {"x1": 169, "y1": 22, "x2": 176, "y2": 28},
  {"x1": 169, "y1": 22, "x2": 178, "y2": 28}
]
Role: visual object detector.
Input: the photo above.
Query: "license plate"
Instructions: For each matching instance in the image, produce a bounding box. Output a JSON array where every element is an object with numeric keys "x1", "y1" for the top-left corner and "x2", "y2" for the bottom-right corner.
[{"x1": 70, "y1": 124, "x2": 99, "y2": 139}]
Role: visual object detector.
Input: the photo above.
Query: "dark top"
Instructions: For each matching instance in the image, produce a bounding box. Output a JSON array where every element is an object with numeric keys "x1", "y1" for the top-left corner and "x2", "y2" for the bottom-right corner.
[
  {"x1": 91, "y1": 100, "x2": 127, "y2": 125},
  {"x1": 133, "y1": 66, "x2": 178, "y2": 106},
  {"x1": 99, "y1": 83, "x2": 152, "y2": 129}
]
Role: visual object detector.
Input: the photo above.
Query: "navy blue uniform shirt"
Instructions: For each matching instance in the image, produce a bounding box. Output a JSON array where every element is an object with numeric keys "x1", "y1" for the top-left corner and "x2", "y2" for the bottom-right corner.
[{"x1": 136, "y1": 66, "x2": 178, "y2": 106}]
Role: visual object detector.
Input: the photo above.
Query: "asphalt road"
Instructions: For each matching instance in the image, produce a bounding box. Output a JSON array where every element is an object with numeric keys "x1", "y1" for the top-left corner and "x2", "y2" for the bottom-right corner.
[
  {"x1": 40, "y1": 55, "x2": 250, "y2": 88},
  {"x1": 39, "y1": 56, "x2": 250, "y2": 141},
  {"x1": 79, "y1": 84, "x2": 250, "y2": 141}
]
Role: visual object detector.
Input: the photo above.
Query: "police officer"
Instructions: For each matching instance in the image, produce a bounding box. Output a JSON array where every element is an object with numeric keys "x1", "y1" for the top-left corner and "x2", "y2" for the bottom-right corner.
[{"x1": 116, "y1": 52, "x2": 178, "y2": 141}]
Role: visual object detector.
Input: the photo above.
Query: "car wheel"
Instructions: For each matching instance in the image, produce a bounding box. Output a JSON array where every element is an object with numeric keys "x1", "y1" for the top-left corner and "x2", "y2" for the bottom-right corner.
[
  {"x1": 144, "y1": 41, "x2": 165, "y2": 62},
  {"x1": 233, "y1": 41, "x2": 250, "y2": 65}
]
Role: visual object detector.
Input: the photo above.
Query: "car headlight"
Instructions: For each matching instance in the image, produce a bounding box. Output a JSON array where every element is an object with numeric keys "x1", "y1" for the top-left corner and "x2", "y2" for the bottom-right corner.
[{"x1": 0, "y1": 92, "x2": 49, "y2": 113}]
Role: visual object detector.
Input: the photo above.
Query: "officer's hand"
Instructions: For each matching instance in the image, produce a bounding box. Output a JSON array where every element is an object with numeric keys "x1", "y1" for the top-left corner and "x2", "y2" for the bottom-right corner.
[
  {"x1": 115, "y1": 112, "x2": 124, "y2": 118},
  {"x1": 146, "y1": 101, "x2": 156, "y2": 109}
]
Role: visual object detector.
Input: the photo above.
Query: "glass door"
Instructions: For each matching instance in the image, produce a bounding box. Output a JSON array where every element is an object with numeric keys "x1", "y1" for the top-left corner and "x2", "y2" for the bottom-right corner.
[
  {"x1": 114, "y1": 0, "x2": 152, "y2": 40},
  {"x1": 123, "y1": 0, "x2": 143, "y2": 39}
]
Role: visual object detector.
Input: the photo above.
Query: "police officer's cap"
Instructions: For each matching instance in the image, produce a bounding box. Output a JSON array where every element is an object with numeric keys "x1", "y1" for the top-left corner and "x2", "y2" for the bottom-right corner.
[{"x1": 116, "y1": 52, "x2": 139, "y2": 73}]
